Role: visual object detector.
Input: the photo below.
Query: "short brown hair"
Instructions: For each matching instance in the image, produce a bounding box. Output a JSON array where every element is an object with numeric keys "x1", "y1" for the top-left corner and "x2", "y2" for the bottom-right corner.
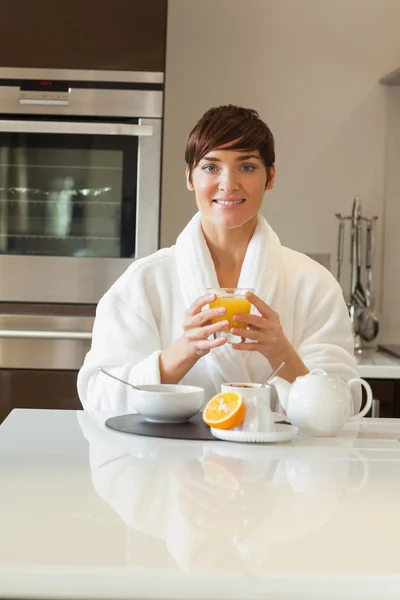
[{"x1": 185, "y1": 105, "x2": 275, "y2": 183}]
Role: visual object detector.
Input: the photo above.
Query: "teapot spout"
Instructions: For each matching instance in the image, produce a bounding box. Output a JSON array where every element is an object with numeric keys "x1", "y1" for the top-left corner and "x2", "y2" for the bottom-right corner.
[{"x1": 268, "y1": 376, "x2": 291, "y2": 412}]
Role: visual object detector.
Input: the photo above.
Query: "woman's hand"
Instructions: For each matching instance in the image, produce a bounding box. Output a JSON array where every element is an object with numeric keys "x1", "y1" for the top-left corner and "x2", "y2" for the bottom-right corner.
[
  {"x1": 159, "y1": 293, "x2": 228, "y2": 384},
  {"x1": 230, "y1": 291, "x2": 309, "y2": 382},
  {"x1": 230, "y1": 292, "x2": 287, "y2": 364},
  {"x1": 182, "y1": 293, "x2": 228, "y2": 358}
]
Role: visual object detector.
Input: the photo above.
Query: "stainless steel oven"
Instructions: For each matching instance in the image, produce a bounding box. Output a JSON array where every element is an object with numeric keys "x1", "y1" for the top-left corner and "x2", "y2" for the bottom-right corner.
[
  {"x1": 0, "y1": 67, "x2": 163, "y2": 303},
  {"x1": 0, "y1": 67, "x2": 163, "y2": 422}
]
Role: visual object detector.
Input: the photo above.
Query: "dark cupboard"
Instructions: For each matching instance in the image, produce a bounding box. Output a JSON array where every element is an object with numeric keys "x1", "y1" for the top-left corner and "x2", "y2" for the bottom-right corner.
[
  {"x1": 1, "y1": 373, "x2": 399, "y2": 426},
  {"x1": 0, "y1": 0, "x2": 167, "y2": 72},
  {"x1": 0, "y1": 369, "x2": 81, "y2": 424}
]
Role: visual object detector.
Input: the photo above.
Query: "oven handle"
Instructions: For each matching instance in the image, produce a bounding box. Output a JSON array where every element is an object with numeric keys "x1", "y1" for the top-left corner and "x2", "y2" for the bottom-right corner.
[
  {"x1": 0, "y1": 329, "x2": 92, "y2": 340},
  {"x1": 0, "y1": 120, "x2": 153, "y2": 137}
]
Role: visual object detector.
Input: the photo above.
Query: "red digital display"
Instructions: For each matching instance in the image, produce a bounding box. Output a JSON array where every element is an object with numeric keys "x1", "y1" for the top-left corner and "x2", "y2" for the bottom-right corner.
[{"x1": 20, "y1": 80, "x2": 69, "y2": 93}]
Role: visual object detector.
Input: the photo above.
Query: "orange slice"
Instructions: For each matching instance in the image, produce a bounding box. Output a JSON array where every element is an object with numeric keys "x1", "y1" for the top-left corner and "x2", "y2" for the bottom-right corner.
[{"x1": 202, "y1": 392, "x2": 245, "y2": 430}]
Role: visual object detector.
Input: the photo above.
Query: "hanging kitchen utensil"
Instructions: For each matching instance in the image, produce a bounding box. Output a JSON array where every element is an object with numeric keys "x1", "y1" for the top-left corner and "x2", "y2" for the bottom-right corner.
[
  {"x1": 350, "y1": 199, "x2": 358, "y2": 304},
  {"x1": 359, "y1": 216, "x2": 379, "y2": 342},
  {"x1": 350, "y1": 197, "x2": 367, "y2": 308},
  {"x1": 335, "y1": 213, "x2": 345, "y2": 284},
  {"x1": 359, "y1": 309, "x2": 379, "y2": 342},
  {"x1": 365, "y1": 217, "x2": 378, "y2": 309},
  {"x1": 336, "y1": 197, "x2": 379, "y2": 347}
]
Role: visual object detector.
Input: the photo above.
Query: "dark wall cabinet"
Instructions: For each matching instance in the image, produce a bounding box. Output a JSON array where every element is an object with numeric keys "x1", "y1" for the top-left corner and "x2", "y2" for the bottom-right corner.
[
  {"x1": 364, "y1": 379, "x2": 400, "y2": 418},
  {"x1": 1, "y1": 373, "x2": 399, "y2": 427},
  {"x1": 0, "y1": 0, "x2": 167, "y2": 72},
  {"x1": 0, "y1": 370, "x2": 81, "y2": 425}
]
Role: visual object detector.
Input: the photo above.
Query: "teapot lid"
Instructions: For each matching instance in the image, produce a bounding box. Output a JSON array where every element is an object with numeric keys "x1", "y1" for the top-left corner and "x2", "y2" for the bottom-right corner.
[{"x1": 297, "y1": 368, "x2": 342, "y2": 383}]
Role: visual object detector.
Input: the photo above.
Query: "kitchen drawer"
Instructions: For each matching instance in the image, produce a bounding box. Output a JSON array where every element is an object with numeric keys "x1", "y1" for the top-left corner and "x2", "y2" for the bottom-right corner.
[
  {"x1": 364, "y1": 379, "x2": 395, "y2": 418},
  {"x1": 0, "y1": 369, "x2": 82, "y2": 425}
]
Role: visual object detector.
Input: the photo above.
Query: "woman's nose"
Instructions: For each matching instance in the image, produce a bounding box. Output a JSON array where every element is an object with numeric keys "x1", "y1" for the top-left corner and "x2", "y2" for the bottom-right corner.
[{"x1": 218, "y1": 170, "x2": 240, "y2": 192}]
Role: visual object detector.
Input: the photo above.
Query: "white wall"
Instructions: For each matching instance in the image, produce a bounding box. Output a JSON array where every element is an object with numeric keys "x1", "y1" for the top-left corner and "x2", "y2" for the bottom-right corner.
[
  {"x1": 381, "y1": 87, "x2": 400, "y2": 342},
  {"x1": 161, "y1": 0, "x2": 400, "y2": 335}
]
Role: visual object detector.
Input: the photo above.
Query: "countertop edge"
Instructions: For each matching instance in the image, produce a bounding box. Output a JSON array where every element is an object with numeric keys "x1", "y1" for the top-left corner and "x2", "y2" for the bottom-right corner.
[{"x1": 2, "y1": 568, "x2": 400, "y2": 600}]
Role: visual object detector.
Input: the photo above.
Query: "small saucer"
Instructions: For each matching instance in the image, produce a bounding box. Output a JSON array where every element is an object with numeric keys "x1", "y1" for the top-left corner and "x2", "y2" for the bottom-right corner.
[{"x1": 210, "y1": 424, "x2": 298, "y2": 444}]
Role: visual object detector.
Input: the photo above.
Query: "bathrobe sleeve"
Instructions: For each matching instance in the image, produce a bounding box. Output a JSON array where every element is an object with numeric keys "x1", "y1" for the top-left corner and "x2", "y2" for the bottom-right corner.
[
  {"x1": 77, "y1": 285, "x2": 163, "y2": 412},
  {"x1": 294, "y1": 262, "x2": 362, "y2": 412}
]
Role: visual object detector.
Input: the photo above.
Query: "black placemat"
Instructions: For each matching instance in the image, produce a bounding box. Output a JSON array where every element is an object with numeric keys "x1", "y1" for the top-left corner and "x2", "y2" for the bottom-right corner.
[{"x1": 105, "y1": 412, "x2": 215, "y2": 441}]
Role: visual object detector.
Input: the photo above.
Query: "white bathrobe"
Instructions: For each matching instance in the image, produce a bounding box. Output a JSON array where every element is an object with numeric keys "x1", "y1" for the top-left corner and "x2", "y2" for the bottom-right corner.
[{"x1": 77, "y1": 213, "x2": 359, "y2": 411}]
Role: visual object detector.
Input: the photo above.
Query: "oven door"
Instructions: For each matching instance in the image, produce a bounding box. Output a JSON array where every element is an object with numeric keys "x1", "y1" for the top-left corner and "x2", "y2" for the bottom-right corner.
[{"x1": 0, "y1": 116, "x2": 161, "y2": 303}]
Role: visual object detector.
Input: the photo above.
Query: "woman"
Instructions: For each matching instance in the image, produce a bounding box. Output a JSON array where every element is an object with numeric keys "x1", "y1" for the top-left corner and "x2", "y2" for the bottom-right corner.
[{"x1": 78, "y1": 105, "x2": 358, "y2": 411}]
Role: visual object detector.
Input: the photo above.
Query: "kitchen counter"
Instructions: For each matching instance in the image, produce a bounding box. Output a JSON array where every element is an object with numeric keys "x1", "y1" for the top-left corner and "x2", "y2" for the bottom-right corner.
[
  {"x1": 1, "y1": 409, "x2": 400, "y2": 600},
  {"x1": 356, "y1": 349, "x2": 400, "y2": 379}
]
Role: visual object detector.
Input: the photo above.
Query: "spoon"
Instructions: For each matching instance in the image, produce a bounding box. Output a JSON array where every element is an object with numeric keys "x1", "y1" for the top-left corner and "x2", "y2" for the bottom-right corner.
[
  {"x1": 99, "y1": 367, "x2": 142, "y2": 390},
  {"x1": 260, "y1": 361, "x2": 285, "y2": 387}
]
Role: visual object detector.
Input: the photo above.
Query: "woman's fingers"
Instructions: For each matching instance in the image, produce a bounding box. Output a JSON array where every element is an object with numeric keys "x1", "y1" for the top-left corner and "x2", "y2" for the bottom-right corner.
[
  {"x1": 231, "y1": 327, "x2": 263, "y2": 341},
  {"x1": 186, "y1": 293, "x2": 215, "y2": 317},
  {"x1": 245, "y1": 291, "x2": 279, "y2": 321},
  {"x1": 233, "y1": 313, "x2": 266, "y2": 329},
  {"x1": 233, "y1": 314, "x2": 283, "y2": 339},
  {"x1": 195, "y1": 335, "x2": 227, "y2": 351},
  {"x1": 232, "y1": 340, "x2": 262, "y2": 351},
  {"x1": 182, "y1": 294, "x2": 228, "y2": 356},
  {"x1": 231, "y1": 323, "x2": 281, "y2": 341},
  {"x1": 183, "y1": 306, "x2": 226, "y2": 330},
  {"x1": 186, "y1": 320, "x2": 229, "y2": 341},
  {"x1": 231, "y1": 312, "x2": 287, "y2": 360}
]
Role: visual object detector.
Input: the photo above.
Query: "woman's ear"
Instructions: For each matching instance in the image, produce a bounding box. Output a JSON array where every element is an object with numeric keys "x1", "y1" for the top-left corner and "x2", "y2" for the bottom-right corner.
[
  {"x1": 266, "y1": 164, "x2": 276, "y2": 191},
  {"x1": 186, "y1": 166, "x2": 194, "y2": 191}
]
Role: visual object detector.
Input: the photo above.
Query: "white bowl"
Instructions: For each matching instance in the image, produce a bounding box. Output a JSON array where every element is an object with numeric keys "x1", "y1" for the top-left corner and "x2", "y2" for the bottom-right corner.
[{"x1": 130, "y1": 384, "x2": 205, "y2": 423}]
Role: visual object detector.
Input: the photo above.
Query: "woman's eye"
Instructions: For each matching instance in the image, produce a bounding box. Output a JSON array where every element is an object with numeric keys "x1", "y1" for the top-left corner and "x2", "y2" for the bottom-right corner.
[
  {"x1": 242, "y1": 164, "x2": 256, "y2": 172},
  {"x1": 203, "y1": 165, "x2": 218, "y2": 173}
]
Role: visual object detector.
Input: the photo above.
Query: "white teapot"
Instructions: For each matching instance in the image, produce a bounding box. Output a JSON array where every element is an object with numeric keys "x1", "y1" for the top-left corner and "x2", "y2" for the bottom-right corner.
[{"x1": 269, "y1": 368, "x2": 373, "y2": 437}]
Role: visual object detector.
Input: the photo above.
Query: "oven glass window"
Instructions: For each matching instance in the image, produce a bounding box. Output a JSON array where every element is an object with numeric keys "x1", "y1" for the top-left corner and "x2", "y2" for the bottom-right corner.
[{"x1": 0, "y1": 129, "x2": 138, "y2": 258}]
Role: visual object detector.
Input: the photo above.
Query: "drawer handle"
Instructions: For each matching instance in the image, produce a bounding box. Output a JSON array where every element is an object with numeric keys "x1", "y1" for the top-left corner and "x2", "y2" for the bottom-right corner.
[
  {"x1": 371, "y1": 398, "x2": 380, "y2": 418},
  {"x1": 0, "y1": 330, "x2": 92, "y2": 340}
]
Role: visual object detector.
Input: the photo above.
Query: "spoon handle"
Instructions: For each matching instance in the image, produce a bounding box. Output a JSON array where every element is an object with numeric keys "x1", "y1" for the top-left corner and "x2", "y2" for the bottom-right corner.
[
  {"x1": 261, "y1": 361, "x2": 285, "y2": 387},
  {"x1": 98, "y1": 367, "x2": 140, "y2": 390}
]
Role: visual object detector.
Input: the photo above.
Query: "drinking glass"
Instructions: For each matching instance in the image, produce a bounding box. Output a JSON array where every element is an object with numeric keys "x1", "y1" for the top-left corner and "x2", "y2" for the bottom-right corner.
[{"x1": 207, "y1": 287, "x2": 253, "y2": 343}]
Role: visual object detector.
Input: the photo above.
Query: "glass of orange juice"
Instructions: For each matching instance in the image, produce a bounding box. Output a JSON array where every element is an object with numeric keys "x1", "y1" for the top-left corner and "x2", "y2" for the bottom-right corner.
[{"x1": 207, "y1": 288, "x2": 254, "y2": 343}]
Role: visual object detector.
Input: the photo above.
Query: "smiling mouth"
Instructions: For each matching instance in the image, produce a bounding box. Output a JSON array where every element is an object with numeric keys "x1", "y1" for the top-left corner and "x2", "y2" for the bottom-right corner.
[{"x1": 213, "y1": 198, "x2": 246, "y2": 206}]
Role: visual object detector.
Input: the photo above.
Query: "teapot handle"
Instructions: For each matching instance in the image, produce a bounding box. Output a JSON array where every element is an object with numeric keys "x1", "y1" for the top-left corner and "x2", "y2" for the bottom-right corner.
[{"x1": 347, "y1": 378, "x2": 373, "y2": 422}]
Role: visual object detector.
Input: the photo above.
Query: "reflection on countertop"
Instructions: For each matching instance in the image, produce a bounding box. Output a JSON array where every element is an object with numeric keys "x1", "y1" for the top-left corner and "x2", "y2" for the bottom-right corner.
[
  {"x1": 1, "y1": 409, "x2": 400, "y2": 600},
  {"x1": 356, "y1": 348, "x2": 400, "y2": 379},
  {"x1": 77, "y1": 412, "x2": 375, "y2": 575}
]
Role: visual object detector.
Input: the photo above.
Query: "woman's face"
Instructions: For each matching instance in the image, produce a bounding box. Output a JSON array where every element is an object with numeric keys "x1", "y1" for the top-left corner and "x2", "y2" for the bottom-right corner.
[{"x1": 186, "y1": 147, "x2": 275, "y2": 231}]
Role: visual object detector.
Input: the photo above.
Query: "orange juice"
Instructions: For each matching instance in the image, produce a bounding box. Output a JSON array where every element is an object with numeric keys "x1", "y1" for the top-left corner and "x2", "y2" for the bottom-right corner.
[{"x1": 209, "y1": 295, "x2": 251, "y2": 331}]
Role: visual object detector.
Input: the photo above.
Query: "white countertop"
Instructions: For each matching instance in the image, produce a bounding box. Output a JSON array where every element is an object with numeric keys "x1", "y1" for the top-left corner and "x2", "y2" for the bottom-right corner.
[
  {"x1": 356, "y1": 349, "x2": 400, "y2": 379},
  {"x1": 1, "y1": 409, "x2": 400, "y2": 600}
]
